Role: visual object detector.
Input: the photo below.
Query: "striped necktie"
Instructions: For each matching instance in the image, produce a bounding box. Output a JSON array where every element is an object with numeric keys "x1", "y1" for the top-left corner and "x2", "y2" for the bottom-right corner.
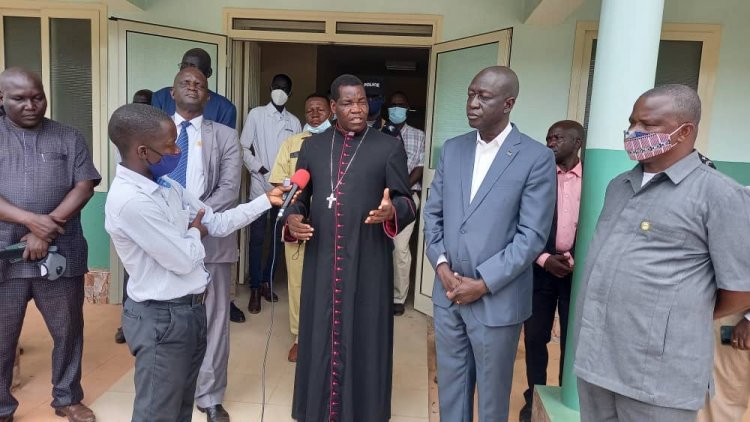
[{"x1": 169, "y1": 120, "x2": 191, "y2": 187}]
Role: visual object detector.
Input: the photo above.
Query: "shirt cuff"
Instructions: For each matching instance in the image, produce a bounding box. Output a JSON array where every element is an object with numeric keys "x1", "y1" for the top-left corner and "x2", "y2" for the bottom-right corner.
[
  {"x1": 536, "y1": 253, "x2": 551, "y2": 268},
  {"x1": 282, "y1": 224, "x2": 299, "y2": 243},
  {"x1": 437, "y1": 254, "x2": 448, "y2": 266}
]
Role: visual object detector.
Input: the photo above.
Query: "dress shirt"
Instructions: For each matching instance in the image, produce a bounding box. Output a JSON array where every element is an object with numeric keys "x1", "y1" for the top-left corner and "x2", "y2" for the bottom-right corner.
[
  {"x1": 105, "y1": 165, "x2": 271, "y2": 302},
  {"x1": 437, "y1": 123, "x2": 513, "y2": 267},
  {"x1": 537, "y1": 161, "x2": 582, "y2": 267},
  {"x1": 399, "y1": 124, "x2": 426, "y2": 191},
  {"x1": 173, "y1": 113, "x2": 205, "y2": 195},
  {"x1": 240, "y1": 102, "x2": 302, "y2": 200},
  {"x1": 471, "y1": 124, "x2": 512, "y2": 201}
]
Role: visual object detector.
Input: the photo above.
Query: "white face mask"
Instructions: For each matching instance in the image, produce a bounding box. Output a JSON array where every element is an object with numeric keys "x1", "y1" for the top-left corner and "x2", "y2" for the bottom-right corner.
[
  {"x1": 304, "y1": 119, "x2": 332, "y2": 134},
  {"x1": 271, "y1": 89, "x2": 288, "y2": 107}
]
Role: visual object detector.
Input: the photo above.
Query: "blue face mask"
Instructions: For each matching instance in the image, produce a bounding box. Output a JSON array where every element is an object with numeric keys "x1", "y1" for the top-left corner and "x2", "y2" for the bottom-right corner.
[
  {"x1": 304, "y1": 119, "x2": 332, "y2": 134},
  {"x1": 144, "y1": 146, "x2": 181, "y2": 180},
  {"x1": 388, "y1": 106, "x2": 408, "y2": 124},
  {"x1": 368, "y1": 97, "x2": 384, "y2": 116}
]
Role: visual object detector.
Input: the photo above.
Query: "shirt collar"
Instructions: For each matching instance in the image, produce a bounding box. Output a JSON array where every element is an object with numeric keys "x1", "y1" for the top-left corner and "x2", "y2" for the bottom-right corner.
[
  {"x1": 558, "y1": 160, "x2": 583, "y2": 177},
  {"x1": 264, "y1": 101, "x2": 288, "y2": 118},
  {"x1": 624, "y1": 151, "x2": 703, "y2": 187},
  {"x1": 475, "y1": 123, "x2": 513, "y2": 147},
  {"x1": 115, "y1": 164, "x2": 163, "y2": 194},
  {"x1": 173, "y1": 113, "x2": 203, "y2": 131}
]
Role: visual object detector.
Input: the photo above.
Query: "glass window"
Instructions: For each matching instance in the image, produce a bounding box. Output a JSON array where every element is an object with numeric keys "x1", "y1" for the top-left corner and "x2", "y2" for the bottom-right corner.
[
  {"x1": 3, "y1": 16, "x2": 42, "y2": 77},
  {"x1": 49, "y1": 18, "x2": 93, "y2": 152}
]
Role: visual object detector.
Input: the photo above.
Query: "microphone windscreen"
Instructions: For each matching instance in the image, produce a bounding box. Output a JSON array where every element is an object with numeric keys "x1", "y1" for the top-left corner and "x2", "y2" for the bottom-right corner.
[{"x1": 290, "y1": 169, "x2": 311, "y2": 189}]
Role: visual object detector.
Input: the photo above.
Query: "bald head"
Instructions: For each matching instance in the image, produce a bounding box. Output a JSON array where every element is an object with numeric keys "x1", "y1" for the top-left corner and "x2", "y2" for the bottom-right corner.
[
  {"x1": 0, "y1": 67, "x2": 47, "y2": 128},
  {"x1": 640, "y1": 84, "x2": 701, "y2": 125},
  {"x1": 474, "y1": 66, "x2": 520, "y2": 98}
]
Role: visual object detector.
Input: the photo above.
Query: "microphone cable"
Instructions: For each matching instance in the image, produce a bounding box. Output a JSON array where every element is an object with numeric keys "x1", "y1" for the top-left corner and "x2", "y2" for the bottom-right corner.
[{"x1": 260, "y1": 217, "x2": 280, "y2": 422}]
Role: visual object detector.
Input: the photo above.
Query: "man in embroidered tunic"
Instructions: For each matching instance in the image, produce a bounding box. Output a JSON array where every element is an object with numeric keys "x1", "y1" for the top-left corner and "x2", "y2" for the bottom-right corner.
[{"x1": 285, "y1": 74, "x2": 415, "y2": 422}]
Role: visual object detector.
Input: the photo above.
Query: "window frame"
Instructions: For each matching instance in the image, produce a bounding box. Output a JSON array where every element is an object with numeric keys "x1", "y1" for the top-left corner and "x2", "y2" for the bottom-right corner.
[
  {"x1": 0, "y1": 1, "x2": 108, "y2": 191},
  {"x1": 567, "y1": 21, "x2": 721, "y2": 154}
]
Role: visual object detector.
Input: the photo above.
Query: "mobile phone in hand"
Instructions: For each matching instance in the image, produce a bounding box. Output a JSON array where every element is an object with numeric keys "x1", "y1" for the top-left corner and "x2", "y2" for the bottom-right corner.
[{"x1": 720, "y1": 325, "x2": 734, "y2": 345}]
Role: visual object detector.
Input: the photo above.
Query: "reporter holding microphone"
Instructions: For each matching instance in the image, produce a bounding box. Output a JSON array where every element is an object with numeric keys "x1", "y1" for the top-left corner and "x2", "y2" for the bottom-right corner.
[{"x1": 104, "y1": 103, "x2": 294, "y2": 422}]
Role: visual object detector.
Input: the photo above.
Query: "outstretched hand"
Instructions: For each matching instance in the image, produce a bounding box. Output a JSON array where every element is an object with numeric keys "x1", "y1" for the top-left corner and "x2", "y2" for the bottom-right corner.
[{"x1": 365, "y1": 188, "x2": 395, "y2": 224}]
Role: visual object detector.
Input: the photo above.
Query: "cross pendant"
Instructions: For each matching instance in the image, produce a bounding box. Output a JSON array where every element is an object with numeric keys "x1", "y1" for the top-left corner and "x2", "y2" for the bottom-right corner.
[{"x1": 326, "y1": 193, "x2": 337, "y2": 209}]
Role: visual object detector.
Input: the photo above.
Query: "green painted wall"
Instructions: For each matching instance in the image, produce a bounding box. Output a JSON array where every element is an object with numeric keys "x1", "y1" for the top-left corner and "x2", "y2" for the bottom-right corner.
[
  {"x1": 81, "y1": 191, "x2": 109, "y2": 270},
  {"x1": 716, "y1": 161, "x2": 750, "y2": 185}
]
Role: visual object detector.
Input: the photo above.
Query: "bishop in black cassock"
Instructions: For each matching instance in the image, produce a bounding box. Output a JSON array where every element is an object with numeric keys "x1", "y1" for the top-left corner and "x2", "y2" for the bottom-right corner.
[{"x1": 285, "y1": 75, "x2": 416, "y2": 422}]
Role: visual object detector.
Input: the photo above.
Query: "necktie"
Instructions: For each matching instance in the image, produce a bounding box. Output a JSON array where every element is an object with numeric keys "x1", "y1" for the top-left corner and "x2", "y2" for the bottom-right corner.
[{"x1": 169, "y1": 120, "x2": 191, "y2": 187}]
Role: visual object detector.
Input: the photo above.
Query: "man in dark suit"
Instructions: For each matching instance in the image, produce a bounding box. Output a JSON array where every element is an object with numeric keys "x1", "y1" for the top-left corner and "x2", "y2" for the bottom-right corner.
[
  {"x1": 423, "y1": 66, "x2": 557, "y2": 421},
  {"x1": 520, "y1": 120, "x2": 584, "y2": 422}
]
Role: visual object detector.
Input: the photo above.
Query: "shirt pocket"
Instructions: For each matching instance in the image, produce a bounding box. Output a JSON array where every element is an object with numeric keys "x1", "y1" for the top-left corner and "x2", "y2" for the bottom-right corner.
[
  {"x1": 38, "y1": 151, "x2": 71, "y2": 192},
  {"x1": 626, "y1": 221, "x2": 687, "y2": 285}
]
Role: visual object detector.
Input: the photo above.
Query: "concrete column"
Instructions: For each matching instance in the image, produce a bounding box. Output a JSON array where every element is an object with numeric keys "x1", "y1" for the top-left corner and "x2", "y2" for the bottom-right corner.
[{"x1": 560, "y1": 0, "x2": 665, "y2": 410}]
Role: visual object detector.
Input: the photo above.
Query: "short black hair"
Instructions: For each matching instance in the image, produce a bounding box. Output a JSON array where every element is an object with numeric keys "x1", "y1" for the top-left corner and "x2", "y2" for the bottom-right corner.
[
  {"x1": 305, "y1": 93, "x2": 329, "y2": 102},
  {"x1": 183, "y1": 48, "x2": 211, "y2": 66},
  {"x1": 642, "y1": 84, "x2": 702, "y2": 124},
  {"x1": 551, "y1": 120, "x2": 585, "y2": 141},
  {"x1": 132, "y1": 89, "x2": 153, "y2": 104},
  {"x1": 330, "y1": 74, "x2": 363, "y2": 101},
  {"x1": 389, "y1": 90, "x2": 409, "y2": 104},
  {"x1": 108, "y1": 103, "x2": 171, "y2": 155}
]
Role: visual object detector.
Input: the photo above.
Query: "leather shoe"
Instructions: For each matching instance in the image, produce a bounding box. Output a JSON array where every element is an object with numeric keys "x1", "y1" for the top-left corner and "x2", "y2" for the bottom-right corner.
[
  {"x1": 198, "y1": 404, "x2": 230, "y2": 422},
  {"x1": 0, "y1": 414, "x2": 13, "y2": 422},
  {"x1": 288, "y1": 343, "x2": 298, "y2": 362},
  {"x1": 393, "y1": 303, "x2": 405, "y2": 316},
  {"x1": 248, "y1": 288, "x2": 261, "y2": 314},
  {"x1": 519, "y1": 402, "x2": 532, "y2": 422},
  {"x1": 114, "y1": 327, "x2": 126, "y2": 344},
  {"x1": 260, "y1": 283, "x2": 279, "y2": 302},
  {"x1": 54, "y1": 403, "x2": 95, "y2": 422},
  {"x1": 229, "y1": 301, "x2": 246, "y2": 323}
]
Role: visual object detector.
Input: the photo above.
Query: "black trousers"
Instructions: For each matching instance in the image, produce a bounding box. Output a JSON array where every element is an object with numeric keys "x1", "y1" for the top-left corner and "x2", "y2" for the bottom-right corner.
[
  {"x1": 122, "y1": 298, "x2": 207, "y2": 422},
  {"x1": 522, "y1": 266, "x2": 572, "y2": 406},
  {"x1": 0, "y1": 276, "x2": 85, "y2": 417}
]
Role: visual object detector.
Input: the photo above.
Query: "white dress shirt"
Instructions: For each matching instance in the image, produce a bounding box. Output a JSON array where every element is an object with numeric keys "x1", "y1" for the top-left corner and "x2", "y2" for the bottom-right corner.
[
  {"x1": 471, "y1": 123, "x2": 512, "y2": 201},
  {"x1": 437, "y1": 123, "x2": 513, "y2": 266},
  {"x1": 173, "y1": 113, "x2": 205, "y2": 195},
  {"x1": 239, "y1": 102, "x2": 302, "y2": 200},
  {"x1": 105, "y1": 165, "x2": 271, "y2": 302}
]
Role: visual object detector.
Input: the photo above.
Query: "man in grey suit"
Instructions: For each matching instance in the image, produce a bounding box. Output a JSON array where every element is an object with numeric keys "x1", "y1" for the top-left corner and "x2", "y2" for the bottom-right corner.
[
  {"x1": 169, "y1": 68, "x2": 241, "y2": 422},
  {"x1": 423, "y1": 66, "x2": 557, "y2": 421}
]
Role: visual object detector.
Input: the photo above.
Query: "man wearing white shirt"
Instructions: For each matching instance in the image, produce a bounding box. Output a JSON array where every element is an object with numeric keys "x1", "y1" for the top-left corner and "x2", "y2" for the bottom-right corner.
[
  {"x1": 105, "y1": 103, "x2": 289, "y2": 422},
  {"x1": 423, "y1": 66, "x2": 556, "y2": 421},
  {"x1": 240, "y1": 74, "x2": 302, "y2": 314}
]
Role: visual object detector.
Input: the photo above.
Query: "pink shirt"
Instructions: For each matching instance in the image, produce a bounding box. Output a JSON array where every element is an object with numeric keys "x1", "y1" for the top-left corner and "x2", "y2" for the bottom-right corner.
[{"x1": 537, "y1": 161, "x2": 582, "y2": 268}]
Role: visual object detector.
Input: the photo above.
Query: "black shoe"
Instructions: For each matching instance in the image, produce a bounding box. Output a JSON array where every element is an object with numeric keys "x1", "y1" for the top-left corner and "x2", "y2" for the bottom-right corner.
[
  {"x1": 114, "y1": 327, "x2": 126, "y2": 344},
  {"x1": 248, "y1": 288, "x2": 261, "y2": 314},
  {"x1": 260, "y1": 282, "x2": 279, "y2": 302},
  {"x1": 198, "y1": 404, "x2": 230, "y2": 422},
  {"x1": 393, "y1": 303, "x2": 406, "y2": 316},
  {"x1": 519, "y1": 402, "x2": 532, "y2": 422},
  {"x1": 229, "y1": 302, "x2": 246, "y2": 323}
]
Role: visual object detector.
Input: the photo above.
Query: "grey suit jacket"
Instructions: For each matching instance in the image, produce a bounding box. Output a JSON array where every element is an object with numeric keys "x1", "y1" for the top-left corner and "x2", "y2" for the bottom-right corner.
[
  {"x1": 199, "y1": 120, "x2": 242, "y2": 264},
  {"x1": 423, "y1": 125, "x2": 557, "y2": 327}
]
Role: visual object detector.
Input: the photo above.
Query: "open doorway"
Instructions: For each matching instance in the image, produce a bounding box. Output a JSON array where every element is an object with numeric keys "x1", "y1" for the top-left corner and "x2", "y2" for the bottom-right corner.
[{"x1": 237, "y1": 40, "x2": 430, "y2": 309}]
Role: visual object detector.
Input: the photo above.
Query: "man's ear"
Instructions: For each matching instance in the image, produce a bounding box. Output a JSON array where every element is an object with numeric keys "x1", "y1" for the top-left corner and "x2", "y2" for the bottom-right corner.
[
  {"x1": 674, "y1": 123, "x2": 696, "y2": 143},
  {"x1": 170, "y1": 88, "x2": 175, "y2": 100},
  {"x1": 503, "y1": 96, "x2": 516, "y2": 114},
  {"x1": 205, "y1": 67, "x2": 213, "y2": 79}
]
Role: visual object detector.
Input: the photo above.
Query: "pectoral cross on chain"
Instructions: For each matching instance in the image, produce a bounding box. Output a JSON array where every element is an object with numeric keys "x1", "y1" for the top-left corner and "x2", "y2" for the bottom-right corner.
[{"x1": 326, "y1": 193, "x2": 337, "y2": 209}]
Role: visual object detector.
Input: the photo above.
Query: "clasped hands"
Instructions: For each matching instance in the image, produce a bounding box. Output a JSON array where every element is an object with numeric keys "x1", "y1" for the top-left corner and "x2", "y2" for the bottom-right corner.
[
  {"x1": 437, "y1": 263, "x2": 489, "y2": 305},
  {"x1": 286, "y1": 188, "x2": 395, "y2": 241},
  {"x1": 20, "y1": 213, "x2": 66, "y2": 261}
]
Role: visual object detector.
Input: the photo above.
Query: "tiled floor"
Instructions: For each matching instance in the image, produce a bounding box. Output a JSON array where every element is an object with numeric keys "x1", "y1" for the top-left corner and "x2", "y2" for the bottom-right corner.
[{"x1": 12, "y1": 280, "x2": 564, "y2": 422}]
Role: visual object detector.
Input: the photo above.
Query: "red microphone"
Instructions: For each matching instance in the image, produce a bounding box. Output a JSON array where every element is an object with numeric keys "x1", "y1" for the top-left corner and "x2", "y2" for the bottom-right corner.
[{"x1": 277, "y1": 169, "x2": 310, "y2": 220}]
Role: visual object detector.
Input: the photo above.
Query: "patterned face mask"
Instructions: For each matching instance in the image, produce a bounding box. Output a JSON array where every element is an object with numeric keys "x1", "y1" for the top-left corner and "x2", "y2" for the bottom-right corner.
[{"x1": 623, "y1": 124, "x2": 685, "y2": 161}]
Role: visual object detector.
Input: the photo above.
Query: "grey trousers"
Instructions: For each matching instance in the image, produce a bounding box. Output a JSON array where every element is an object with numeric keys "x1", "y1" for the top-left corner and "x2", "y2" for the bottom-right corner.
[
  {"x1": 195, "y1": 263, "x2": 231, "y2": 408},
  {"x1": 434, "y1": 304, "x2": 521, "y2": 422},
  {"x1": 122, "y1": 298, "x2": 207, "y2": 422},
  {"x1": 0, "y1": 276, "x2": 84, "y2": 417},
  {"x1": 578, "y1": 378, "x2": 698, "y2": 422}
]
